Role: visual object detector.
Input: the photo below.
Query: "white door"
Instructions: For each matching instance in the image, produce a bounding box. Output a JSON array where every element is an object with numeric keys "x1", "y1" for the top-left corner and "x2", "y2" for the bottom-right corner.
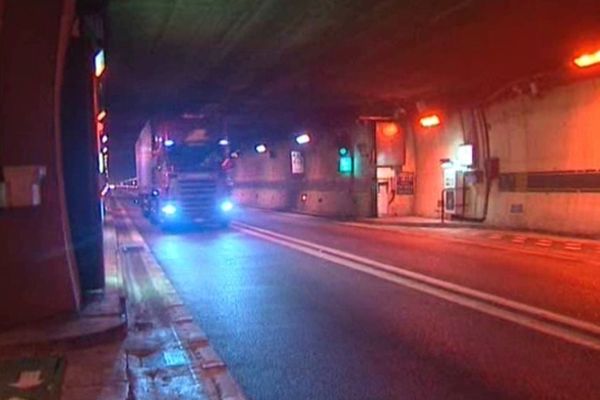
[
  {"x1": 377, "y1": 181, "x2": 389, "y2": 216},
  {"x1": 376, "y1": 167, "x2": 395, "y2": 217}
]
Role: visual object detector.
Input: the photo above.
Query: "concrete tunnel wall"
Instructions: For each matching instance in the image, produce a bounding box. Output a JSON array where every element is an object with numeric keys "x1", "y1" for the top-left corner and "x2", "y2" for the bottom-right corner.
[
  {"x1": 233, "y1": 76, "x2": 600, "y2": 235},
  {"x1": 409, "y1": 76, "x2": 600, "y2": 235},
  {"x1": 0, "y1": 0, "x2": 81, "y2": 327},
  {"x1": 486, "y1": 78, "x2": 600, "y2": 234},
  {"x1": 232, "y1": 121, "x2": 375, "y2": 219}
]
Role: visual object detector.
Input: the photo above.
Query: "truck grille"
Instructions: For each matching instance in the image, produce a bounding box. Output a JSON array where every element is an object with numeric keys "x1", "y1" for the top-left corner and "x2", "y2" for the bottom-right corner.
[{"x1": 177, "y1": 179, "x2": 218, "y2": 218}]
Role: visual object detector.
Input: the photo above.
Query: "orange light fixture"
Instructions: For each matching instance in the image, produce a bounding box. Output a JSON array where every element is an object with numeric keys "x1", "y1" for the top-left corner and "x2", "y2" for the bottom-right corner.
[
  {"x1": 97, "y1": 110, "x2": 107, "y2": 121},
  {"x1": 419, "y1": 114, "x2": 441, "y2": 128},
  {"x1": 574, "y1": 50, "x2": 600, "y2": 68}
]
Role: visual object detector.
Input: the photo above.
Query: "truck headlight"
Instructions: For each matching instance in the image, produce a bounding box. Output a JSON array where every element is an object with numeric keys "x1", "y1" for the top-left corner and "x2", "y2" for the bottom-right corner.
[
  {"x1": 220, "y1": 200, "x2": 234, "y2": 213},
  {"x1": 161, "y1": 203, "x2": 177, "y2": 215}
]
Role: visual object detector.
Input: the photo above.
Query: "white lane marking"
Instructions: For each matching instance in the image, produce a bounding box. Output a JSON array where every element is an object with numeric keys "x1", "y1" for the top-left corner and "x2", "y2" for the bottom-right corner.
[
  {"x1": 564, "y1": 243, "x2": 582, "y2": 251},
  {"x1": 512, "y1": 236, "x2": 527, "y2": 244},
  {"x1": 488, "y1": 234, "x2": 503, "y2": 240},
  {"x1": 535, "y1": 240, "x2": 552, "y2": 248},
  {"x1": 234, "y1": 222, "x2": 600, "y2": 351}
]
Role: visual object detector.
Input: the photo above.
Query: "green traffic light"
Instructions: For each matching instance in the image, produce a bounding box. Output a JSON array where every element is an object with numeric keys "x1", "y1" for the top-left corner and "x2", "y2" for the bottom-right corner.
[{"x1": 339, "y1": 147, "x2": 348, "y2": 156}]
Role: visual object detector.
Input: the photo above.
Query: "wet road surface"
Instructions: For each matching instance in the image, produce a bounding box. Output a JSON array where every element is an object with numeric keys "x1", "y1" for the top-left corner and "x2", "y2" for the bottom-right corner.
[{"x1": 125, "y1": 204, "x2": 600, "y2": 400}]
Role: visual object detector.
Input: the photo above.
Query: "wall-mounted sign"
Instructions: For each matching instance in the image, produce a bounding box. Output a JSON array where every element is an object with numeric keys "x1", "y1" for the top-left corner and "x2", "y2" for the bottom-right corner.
[
  {"x1": 444, "y1": 168, "x2": 456, "y2": 189},
  {"x1": 290, "y1": 150, "x2": 305, "y2": 175},
  {"x1": 396, "y1": 171, "x2": 415, "y2": 194},
  {"x1": 457, "y1": 144, "x2": 474, "y2": 167},
  {"x1": 339, "y1": 155, "x2": 353, "y2": 174}
]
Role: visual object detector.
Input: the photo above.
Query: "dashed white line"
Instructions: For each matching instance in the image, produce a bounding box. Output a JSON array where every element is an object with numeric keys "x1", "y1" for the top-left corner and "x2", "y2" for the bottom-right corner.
[
  {"x1": 512, "y1": 236, "x2": 527, "y2": 244},
  {"x1": 564, "y1": 242, "x2": 582, "y2": 251}
]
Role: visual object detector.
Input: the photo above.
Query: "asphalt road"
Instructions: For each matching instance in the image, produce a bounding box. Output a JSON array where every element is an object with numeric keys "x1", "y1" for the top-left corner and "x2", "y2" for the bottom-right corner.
[{"x1": 126, "y1": 204, "x2": 600, "y2": 400}]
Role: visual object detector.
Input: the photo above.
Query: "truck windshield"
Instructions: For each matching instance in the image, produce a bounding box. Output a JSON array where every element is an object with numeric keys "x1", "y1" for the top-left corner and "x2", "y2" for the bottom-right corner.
[{"x1": 167, "y1": 144, "x2": 223, "y2": 172}]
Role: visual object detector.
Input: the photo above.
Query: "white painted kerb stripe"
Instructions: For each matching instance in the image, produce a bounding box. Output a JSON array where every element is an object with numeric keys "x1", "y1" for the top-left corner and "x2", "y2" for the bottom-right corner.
[{"x1": 234, "y1": 222, "x2": 600, "y2": 351}]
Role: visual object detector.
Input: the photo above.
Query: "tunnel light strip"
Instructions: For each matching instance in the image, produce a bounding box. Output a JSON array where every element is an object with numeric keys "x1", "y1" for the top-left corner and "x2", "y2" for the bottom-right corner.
[
  {"x1": 574, "y1": 50, "x2": 600, "y2": 68},
  {"x1": 234, "y1": 222, "x2": 600, "y2": 351}
]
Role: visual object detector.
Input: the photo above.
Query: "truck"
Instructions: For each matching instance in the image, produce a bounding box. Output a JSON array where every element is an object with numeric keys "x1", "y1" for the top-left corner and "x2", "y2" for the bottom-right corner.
[{"x1": 135, "y1": 117, "x2": 234, "y2": 228}]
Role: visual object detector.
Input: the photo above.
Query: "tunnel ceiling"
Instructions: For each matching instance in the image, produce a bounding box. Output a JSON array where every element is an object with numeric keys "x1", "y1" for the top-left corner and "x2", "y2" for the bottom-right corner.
[{"x1": 107, "y1": 0, "x2": 600, "y2": 136}]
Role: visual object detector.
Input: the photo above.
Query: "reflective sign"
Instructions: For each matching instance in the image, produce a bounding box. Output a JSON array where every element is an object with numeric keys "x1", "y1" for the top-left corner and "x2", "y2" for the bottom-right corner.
[{"x1": 291, "y1": 151, "x2": 305, "y2": 174}]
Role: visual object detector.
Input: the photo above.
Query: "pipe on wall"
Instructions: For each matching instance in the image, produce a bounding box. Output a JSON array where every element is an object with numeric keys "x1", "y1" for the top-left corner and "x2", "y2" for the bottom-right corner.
[{"x1": 452, "y1": 106, "x2": 492, "y2": 223}]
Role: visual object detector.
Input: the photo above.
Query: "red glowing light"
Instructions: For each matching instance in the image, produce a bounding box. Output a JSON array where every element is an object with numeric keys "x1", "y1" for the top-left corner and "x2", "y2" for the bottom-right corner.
[
  {"x1": 382, "y1": 123, "x2": 398, "y2": 137},
  {"x1": 96, "y1": 121, "x2": 104, "y2": 137},
  {"x1": 574, "y1": 50, "x2": 600, "y2": 68},
  {"x1": 419, "y1": 114, "x2": 441, "y2": 128}
]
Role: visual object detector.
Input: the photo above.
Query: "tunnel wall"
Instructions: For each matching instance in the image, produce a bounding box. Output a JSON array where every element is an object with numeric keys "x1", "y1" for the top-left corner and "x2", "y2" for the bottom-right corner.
[
  {"x1": 0, "y1": 0, "x2": 81, "y2": 327},
  {"x1": 410, "y1": 76, "x2": 600, "y2": 235},
  {"x1": 387, "y1": 122, "x2": 416, "y2": 217},
  {"x1": 233, "y1": 122, "x2": 375, "y2": 219},
  {"x1": 485, "y1": 78, "x2": 600, "y2": 234},
  {"x1": 413, "y1": 113, "x2": 465, "y2": 218}
]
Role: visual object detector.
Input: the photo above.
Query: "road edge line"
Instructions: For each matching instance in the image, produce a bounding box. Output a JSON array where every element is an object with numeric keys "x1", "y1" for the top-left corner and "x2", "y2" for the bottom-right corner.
[{"x1": 234, "y1": 223, "x2": 600, "y2": 352}]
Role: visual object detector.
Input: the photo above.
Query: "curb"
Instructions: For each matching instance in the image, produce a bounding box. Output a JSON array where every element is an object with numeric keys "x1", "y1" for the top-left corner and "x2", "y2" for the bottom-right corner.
[
  {"x1": 0, "y1": 305, "x2": 128, "y2": 352},
  {"x1": 117, "y1": 202, "x2": 247, "y2": 400}
]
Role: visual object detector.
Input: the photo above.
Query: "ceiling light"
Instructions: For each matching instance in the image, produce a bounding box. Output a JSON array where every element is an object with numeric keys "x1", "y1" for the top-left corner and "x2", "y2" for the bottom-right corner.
[
  {"x1": 295, "y1": 133, "x2": 311, "y2": 145},
  {"x1": 419, "y1": 114, "x2": 441, "y2": 128},
  {"x1": 574, "y1": 50, "x2": 600, "y2": 68}
]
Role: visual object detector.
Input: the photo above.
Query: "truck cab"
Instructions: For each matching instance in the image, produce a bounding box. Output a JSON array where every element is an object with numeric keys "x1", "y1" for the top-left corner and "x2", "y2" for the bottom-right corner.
[{"x1": 136, "y1": 119, "x2": 234, "y2": 228}]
